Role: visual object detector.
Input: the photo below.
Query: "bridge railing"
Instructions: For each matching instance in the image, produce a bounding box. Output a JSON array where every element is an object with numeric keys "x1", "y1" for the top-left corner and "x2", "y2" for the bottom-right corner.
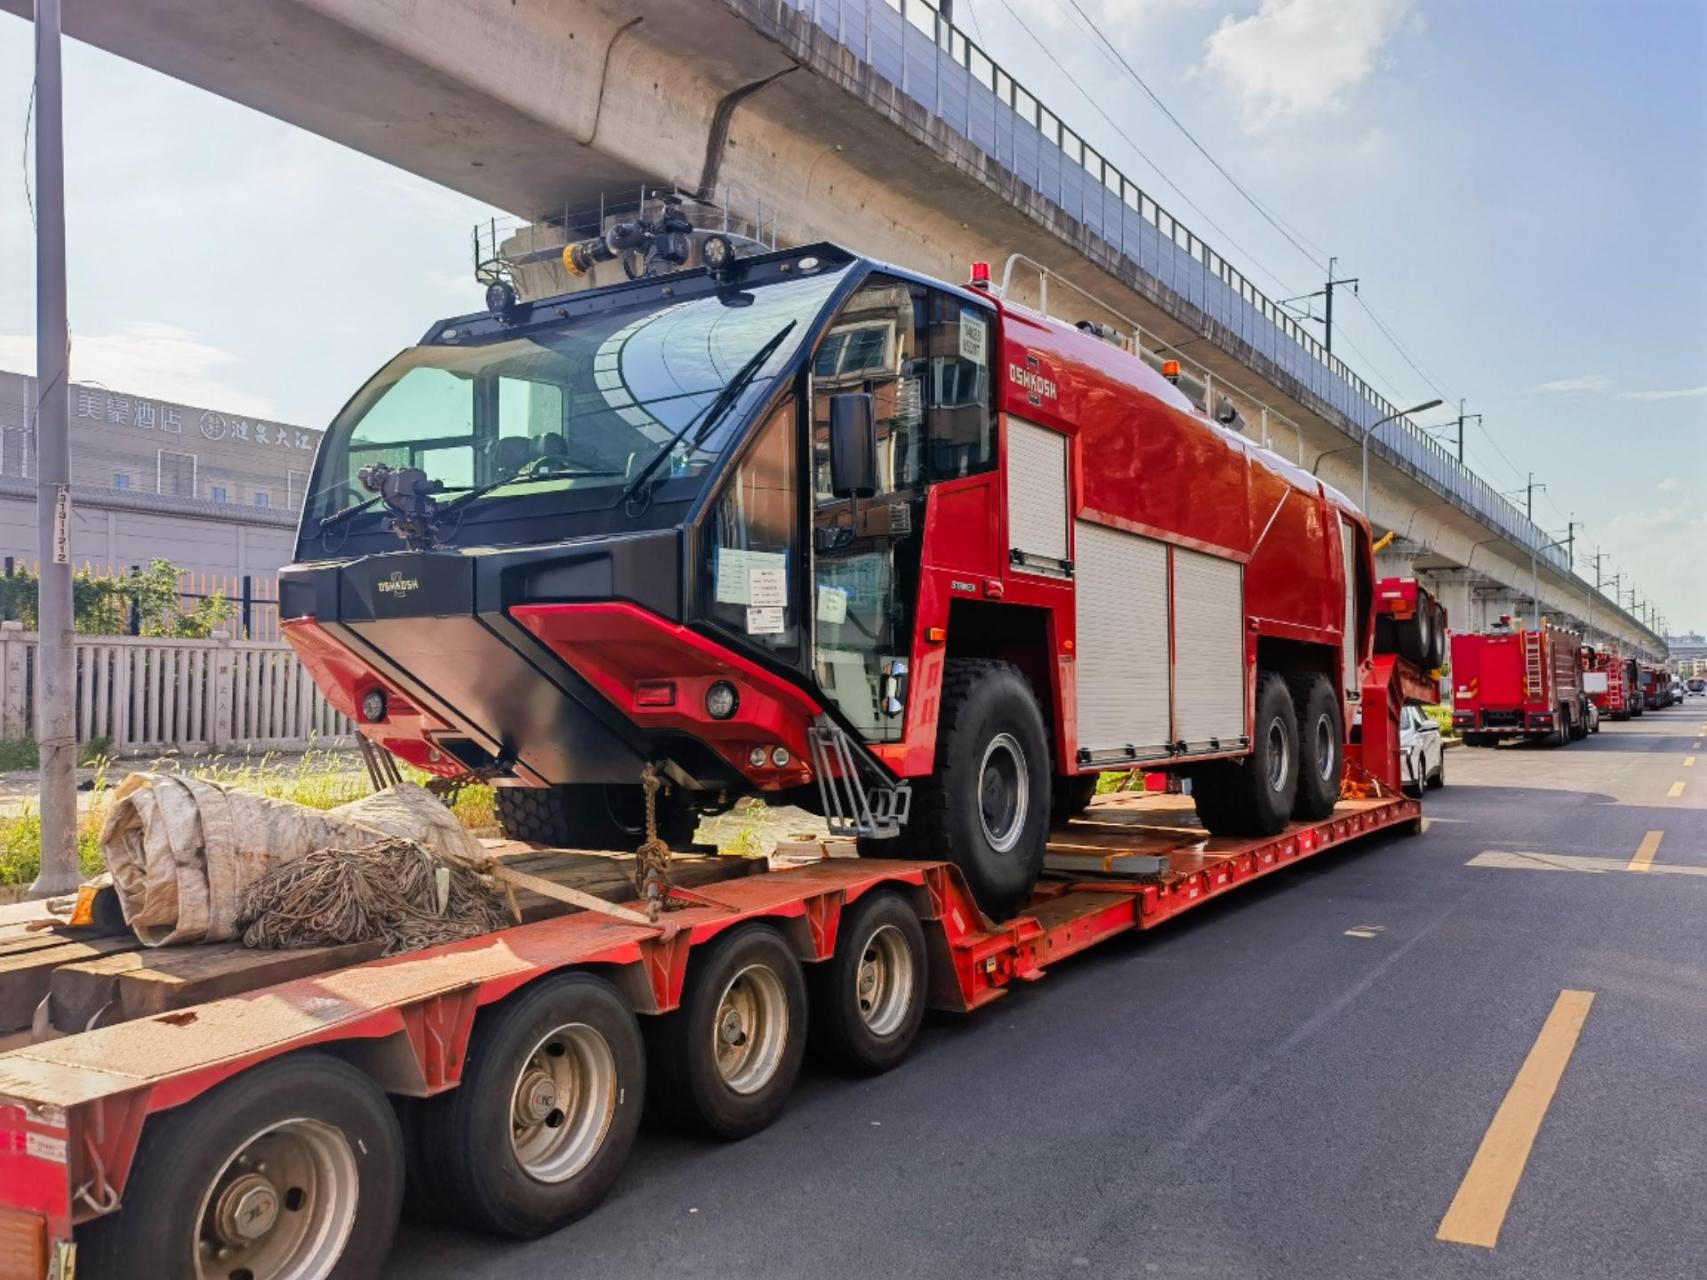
[{"x1": 783, "y1": 0, "x2": 1570, "y2": 574}]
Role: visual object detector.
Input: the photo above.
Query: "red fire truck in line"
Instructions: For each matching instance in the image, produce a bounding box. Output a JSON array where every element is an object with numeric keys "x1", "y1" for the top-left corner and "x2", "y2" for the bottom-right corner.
[
  {"x1": 1640, "y1": 665, "x2": 1674, "y2": 710},
  {"x1": 0, "y1": 237, "x2": 1429, "y2": 1278},
  {"x1": 1581, "y1": 647, "x2": 1641, "y2": 720},
  {"x1": 280, "y1": 240, "x2": 1371, "y2": 923},
  {"x1": 1450, "y1": 617, "x2": 1588, "y2": 746}
]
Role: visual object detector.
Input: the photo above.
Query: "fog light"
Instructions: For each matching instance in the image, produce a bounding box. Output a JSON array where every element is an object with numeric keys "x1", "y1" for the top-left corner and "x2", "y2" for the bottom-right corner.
[
  {"x1": 770, "y1": 746, "x2": 791, "y2": 768},
  {"x1": 701, "y1": 233, "x2": 734, "y2": 272},
  {"x1": 485, "y1": 280, "x2": 518, "y2": 315},
  {"x1": 705, "y1": 681, "x2": 739, "y2": 720},
  {"x1": 361, "y1": 688, "x2": 387, "y2": 722},
  {"x1": 748, "y1": 746, "x2": 768, "y2": 768}
]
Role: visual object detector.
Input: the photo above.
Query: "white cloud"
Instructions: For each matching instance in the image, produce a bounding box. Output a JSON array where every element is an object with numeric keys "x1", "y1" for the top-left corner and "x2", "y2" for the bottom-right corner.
[
  {"x1": 0, "y1": 324, "x2": 279, "y2": 418},
  {"x1": 1600, "y1": 499, "x2": 1707, "y2": 633},
  {"x1": 1658, "y1": 476, "x2": 1681, "y2": 492},
  {"x1": 1532, "y1": 374, "x2": 1613, "y2": 394},
  {"x1": 1203, "y1": 0, "x2": 1414, "y2": 129},
  {"x1": 1621, "y1": 385, "x2": 1707, "y2": 402}
]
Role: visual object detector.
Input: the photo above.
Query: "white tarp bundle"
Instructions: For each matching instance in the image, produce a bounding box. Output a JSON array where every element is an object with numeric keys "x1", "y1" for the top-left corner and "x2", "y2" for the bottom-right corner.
[{"x1": 100, "y1": 774, "x2": 485, "y2": 946}]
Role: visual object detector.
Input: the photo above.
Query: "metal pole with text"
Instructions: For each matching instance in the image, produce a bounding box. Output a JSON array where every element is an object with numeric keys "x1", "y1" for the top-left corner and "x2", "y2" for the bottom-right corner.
[{"x1": 30, "y1": 0, "x2": 80, "y2": 898}]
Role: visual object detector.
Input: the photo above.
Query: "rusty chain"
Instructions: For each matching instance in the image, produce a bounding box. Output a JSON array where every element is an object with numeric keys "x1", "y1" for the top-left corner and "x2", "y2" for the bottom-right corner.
[{"x1": 633, "y1": 763, "x2": 683, "y2": 923}]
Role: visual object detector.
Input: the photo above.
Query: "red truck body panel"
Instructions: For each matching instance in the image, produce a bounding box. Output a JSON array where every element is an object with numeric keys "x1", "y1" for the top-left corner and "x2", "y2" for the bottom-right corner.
[{"x1": 1450, "y1": 624, "x2": 1584, "y2": 738}]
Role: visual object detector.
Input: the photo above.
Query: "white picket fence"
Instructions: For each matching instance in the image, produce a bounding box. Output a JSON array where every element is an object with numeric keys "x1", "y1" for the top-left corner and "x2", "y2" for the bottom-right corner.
[{"x1": 0, "y1": 625, "x2": 354, "y2": 755}]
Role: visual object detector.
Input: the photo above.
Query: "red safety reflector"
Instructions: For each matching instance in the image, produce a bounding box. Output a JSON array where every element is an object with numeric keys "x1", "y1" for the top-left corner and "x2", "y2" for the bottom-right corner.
[
  {"x1": 927, "y1": 626, "x2": 947, "y2": 643},
  {"x1": 635, "y1": 680, "x2": 677, "y2": 708},
  {"x1": 970, "y1": 260, "x2": 991, "y2": 288}
]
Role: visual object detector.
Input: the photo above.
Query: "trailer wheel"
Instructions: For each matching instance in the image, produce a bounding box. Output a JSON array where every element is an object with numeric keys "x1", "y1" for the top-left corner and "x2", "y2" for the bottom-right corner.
[
  {"x1": 902, "y1": 659, "x2": 1051, "y2": 921},
  {"x1": 648, "y1": 923, "x2": 807, "y2": 1139},
  {"x1": 809, "y1": 891, "x2": 928, "y2": 1074},
  {"x1": 79, "y1": 1054, "x2": 402, "y2": 1280},
  {"x1": 1051, "y1": 774, "x2": 1100, "y2": 823},
  {"x1": 1190, "y1": 672, "x2": 1299, "y2": 837},
  {"x1": 1287, "y1": 673, "x2": 1342, "y2": 821},
  {"x1": 496, "y1": 784, "x2": 697, "y2": 850},
  {"x1": 412, "y1": 972, "x2": 643, "y2": 1238}
]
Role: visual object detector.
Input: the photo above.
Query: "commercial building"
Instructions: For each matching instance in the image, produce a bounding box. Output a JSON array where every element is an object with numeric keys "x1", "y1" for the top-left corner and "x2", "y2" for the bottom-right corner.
[{"x1": 0, "y1": 369, "x2": 322, "y2": 588}]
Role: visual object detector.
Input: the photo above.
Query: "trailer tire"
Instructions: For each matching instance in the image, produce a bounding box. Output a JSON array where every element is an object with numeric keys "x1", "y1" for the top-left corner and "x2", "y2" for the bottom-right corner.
[
  {"x1": 1287, "y1": 673, "x2": 1342, "y2": 821},
  {"x1": 902, "y1": 659, "x2": 1051, "y2": 921},
  {"x1": 79, "y1": 1053, "x2": 402, "y2": 1280},
  {"x1": 1051, "y1": 774, "x2": 1100, "y2": 823},
  {"x1": 647, "y1": 923, "x2": 807, "y2": 1140},
  {"x1": 809, "y1": 891, "x2": 928, "y2": 1074},
  {"x1": 413, "y1": 972, "x2": 644, "y2": 1238},
  {"x1": 1190, "y1": 672, "x2": 1299, "y2": 837},
  {"x1": 496, "y1": 784, "x2": 698, "y2": 850}
]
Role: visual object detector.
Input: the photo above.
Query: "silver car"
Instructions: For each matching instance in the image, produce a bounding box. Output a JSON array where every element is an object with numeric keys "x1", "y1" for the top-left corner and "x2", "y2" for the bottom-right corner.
[{"x1": 1401, "y1": 705, "x2": 1445, "y2": 796}]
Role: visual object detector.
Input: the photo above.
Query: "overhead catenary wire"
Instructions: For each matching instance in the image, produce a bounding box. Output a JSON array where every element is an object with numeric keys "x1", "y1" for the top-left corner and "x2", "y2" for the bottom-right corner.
[{"x1": 988, "y1": 0, "x2": 1304, "y2": 301}]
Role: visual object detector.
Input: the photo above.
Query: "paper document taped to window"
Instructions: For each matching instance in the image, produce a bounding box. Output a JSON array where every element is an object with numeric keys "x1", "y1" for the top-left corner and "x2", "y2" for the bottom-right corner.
[
  {"x1": 715, "y1": 547, "x2": 787, "y2": 604},
  {"x1": 816, "y1": 584, "x2": 848, "y2": 624},
  {"x1": 746, "y1": 606, "x2": 785, "y2": 636},
  {"x1": 749, "y1": 567, "x2": 787, "y2": 608}
]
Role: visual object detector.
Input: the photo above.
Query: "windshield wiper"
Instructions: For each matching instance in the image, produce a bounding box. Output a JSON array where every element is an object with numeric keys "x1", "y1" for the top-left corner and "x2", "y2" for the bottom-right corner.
[
  {"x1": 616, "y1": 319, "x2": 798, "y2": 510},
  {"x1": 435, "y1": 463, "x2": 627, "y2": 519}
]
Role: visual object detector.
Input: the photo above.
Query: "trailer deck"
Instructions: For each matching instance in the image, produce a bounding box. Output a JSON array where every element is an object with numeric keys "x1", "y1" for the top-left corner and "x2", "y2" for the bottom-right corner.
[{"x1": 0, "y1": 784, "x2": 1419, "y2": 1270}]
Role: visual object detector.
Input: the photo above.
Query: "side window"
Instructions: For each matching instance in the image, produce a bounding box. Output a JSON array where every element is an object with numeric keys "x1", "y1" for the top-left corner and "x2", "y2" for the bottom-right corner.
[
  {"x1": 705, "y1": 400, "x2": 800, "y2": 663},
  {"x1": 924, "y1": 293, "x2": 995, "y2": 479}
]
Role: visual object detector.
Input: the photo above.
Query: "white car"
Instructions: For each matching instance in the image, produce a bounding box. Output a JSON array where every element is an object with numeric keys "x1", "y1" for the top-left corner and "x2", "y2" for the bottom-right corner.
[{"x1": 1400, "y1": 705, "x2": 1445, "y2": 796}]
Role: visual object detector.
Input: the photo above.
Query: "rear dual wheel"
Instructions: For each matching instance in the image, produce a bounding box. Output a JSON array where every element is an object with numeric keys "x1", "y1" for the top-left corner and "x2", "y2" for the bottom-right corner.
[
  {"x1": 1191, "y1": 671, "x2": 1299, "y2": 837},
  {"x1": 80, "y1": 1054, "x2": 403, "y2": 1279}
]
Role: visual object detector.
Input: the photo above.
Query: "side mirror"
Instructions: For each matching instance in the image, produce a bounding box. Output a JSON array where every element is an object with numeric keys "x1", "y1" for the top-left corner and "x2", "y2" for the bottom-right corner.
[{"x1": 828, "y1": 393, "x2": 878, "y2": 499}]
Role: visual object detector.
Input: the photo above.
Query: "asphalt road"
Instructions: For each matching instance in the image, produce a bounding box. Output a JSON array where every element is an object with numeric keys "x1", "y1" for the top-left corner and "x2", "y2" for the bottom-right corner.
[{"x1": 389, "y1": 704, "x2": 1707, "y2": 1280}]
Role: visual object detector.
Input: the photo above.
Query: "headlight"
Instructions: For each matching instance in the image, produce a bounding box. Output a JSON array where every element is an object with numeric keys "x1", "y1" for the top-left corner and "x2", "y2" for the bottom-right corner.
[
  {"x1": 770, "y1": 746, "x2": 791, "y2": 768},
  {"x1": 748, "y1": 746, "x2": 768, "y2": 768},
  {"x1": 701, "y1": 233, "x2": 734, "y2": 272},
  {"x1": 705, "y1": 681, "x2": 739, "y2": 720},
  {"x1": 484, "y1": 280, "x2": 518, "y2": 315},
  {"x1": 361, "y1": 688, "x2": 387, "y2": 722}
]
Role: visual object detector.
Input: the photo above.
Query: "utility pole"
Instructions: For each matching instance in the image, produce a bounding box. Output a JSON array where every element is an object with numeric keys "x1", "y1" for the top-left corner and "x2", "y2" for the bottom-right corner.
[
  {"x1": 1322, "y1": 256, "x2": 1358, "y2": 355},
  {"x1": 1278, "y1": 255, "x2": 1360, "y2": 355},
  {"x1": 1588, "y1": 550, "x2": 1609, "y2": 592},
  {"x1": 1562, "y1": 518, "x2": 1581, "y2": 571},
  {"x1": 1525, "y1": 473, "x2": 1545, "y2": 523},
  {"x1": 1444, "y1": 398, "x2": 1481, "y2": 464},
  {"x1": 29, "y1": 0, "x2": 79, "y2": 899}
]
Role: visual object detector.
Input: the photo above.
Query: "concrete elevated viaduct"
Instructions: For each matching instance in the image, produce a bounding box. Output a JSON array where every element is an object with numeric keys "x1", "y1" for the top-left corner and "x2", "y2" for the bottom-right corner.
[{"x1": 4, "y1": 0, "x2": 1664, "y2": 659}]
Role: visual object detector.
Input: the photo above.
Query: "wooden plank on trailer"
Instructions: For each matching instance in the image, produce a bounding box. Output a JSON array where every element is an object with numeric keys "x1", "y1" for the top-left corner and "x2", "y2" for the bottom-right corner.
[
  {"x1": 49, "y1": 939, "x2": 386, "y2": 1032},
  {"x1": 0, "y1": 935, "x2": 144, "y2": 1032}
]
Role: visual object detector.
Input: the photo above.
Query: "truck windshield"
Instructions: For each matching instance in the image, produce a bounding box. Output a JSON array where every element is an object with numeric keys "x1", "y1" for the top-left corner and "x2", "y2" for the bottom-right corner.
[{"x1": 300, "y1": 266, "x2": 847, "y2": 545}]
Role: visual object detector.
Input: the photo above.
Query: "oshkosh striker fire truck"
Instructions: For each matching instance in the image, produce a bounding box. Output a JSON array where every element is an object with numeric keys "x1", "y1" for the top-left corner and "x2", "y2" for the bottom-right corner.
[{"x1": 281, "y1": 241, "x2": 1372, "y2": 921}]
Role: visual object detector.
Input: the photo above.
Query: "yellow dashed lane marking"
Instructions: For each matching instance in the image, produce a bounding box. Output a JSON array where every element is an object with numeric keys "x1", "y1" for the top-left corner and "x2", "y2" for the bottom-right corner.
[
  {"x1": 1437, "y1": 990, "x2": 1596, "y2": 1249},
  {"x1": 1686, "y1": 757, "x2": 1697, "y2": 768},
  {"x1": 1670, "y1": 781, "x2": 1687, "y2": 798},
  {"x1": 1627, "y1": 831, "x2": 1664, "y2": 873}
]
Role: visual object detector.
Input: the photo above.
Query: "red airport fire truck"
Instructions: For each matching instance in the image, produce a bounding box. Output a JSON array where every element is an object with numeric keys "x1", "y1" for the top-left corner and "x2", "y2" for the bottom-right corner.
[
  {"x1": 1581, "y1": 647, "x2": 1641, "y2": 720},
  {"x1": 0, "y1": 238, "x2": 1430, "y2": 1279},
  {"x1": 1374, "y1": 576, "x2": 1447, "y2": 671},
  {"x1": 1450, "y1": 617, "x2": 1588, "y2": 745},
  {"x1": 1640, "y1": 665, "x2": 1672, "y2": 710}
]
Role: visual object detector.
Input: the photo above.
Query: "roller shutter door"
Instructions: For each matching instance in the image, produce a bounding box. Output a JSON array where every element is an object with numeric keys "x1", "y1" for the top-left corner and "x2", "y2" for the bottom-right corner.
[
  {"x1": 1073, "y1": 520, "x2": 1170, "y2": 762},
  {"x1": 1006, "y1": 418, "x2": 1068, "y2": 575},
  {"x1": 1172, "y1": 547, "x2": 1245, "y2": 748}
]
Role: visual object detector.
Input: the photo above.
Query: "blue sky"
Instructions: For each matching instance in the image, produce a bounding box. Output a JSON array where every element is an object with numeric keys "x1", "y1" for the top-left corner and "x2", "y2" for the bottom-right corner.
[{"x1": 0, "y1": 1, "x2": 1702, "y2": 629}]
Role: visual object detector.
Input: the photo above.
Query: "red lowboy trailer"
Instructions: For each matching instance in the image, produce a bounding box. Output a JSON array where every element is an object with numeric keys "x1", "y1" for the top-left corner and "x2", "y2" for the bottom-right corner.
[
  {"x1": 0, "y1": 241, "x2": 1426, "y2": 1278},
  {"x1": 1450, "y1": 618, "x2": 1587, "y2": 746}
]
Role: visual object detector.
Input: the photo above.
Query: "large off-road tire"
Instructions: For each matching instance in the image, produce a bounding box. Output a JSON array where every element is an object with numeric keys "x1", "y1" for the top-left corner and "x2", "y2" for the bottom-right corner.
[
  {"x1": 412, "y1": 973, "x2": 645, "y2": 1238},
  {"x1": 1423, "y1": 600, "x2": 1447, "y2": 669},
  {"x1": 1051, "y1": 774, "x2": 1100, "y2": 823},
  {"x1": 1189, "y1": 672, "x2": 1299, "y2": 837},
  {"x1": 80, "y1": 1054, "x2": 403, "y2": 1280},
  {"x1": 646, "y1": 923, "x2": 807, "y2": 1140},
  {"x1": 902, "y1": 659, "x2": 1051, "y2": 922},
  {"x1": 808, "y1": 890, "x2": 928, "y2": 1075},
  {"x1": 1287, "y1": 672, "x2": 1343, "y2": 821},
  {"x1": 495, "y1": 783, "x2": 698, "y2": 850},
  {"x1": 1568, "y1": 704, "x2": 1589, "y2": 741}
]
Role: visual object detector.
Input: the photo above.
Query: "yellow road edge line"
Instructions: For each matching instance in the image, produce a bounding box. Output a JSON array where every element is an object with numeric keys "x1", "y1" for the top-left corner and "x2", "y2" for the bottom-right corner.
[
  {"x1": 1436, "y1": 989, "x2": 1596, "y2": 1249},
  {"x1": 1686, "y1": 757, "x2": 1697, "y2": 768},
  {"x1": 1669, "y1": 781, "x2": 1687, "y2": 798},
  {"x1": 1627, "y1": 830, "x2": 1664, "y2": 873}
]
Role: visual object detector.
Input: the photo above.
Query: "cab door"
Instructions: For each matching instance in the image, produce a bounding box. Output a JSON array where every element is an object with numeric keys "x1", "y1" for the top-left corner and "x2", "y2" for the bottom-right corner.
[{"x1": 808, "y1": 277, "x2": 995, "y2": 742}]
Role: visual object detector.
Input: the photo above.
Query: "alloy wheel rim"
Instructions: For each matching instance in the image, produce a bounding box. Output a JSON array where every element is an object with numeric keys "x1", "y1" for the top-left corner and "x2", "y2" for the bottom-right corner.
[
  {"x1": 193, "y1": 1118, "x2": 359, "y2": 1280},
  {"x1": 854, "y1": 923, "x2": 914, "y2": 1037},
  {"x1": 1266, "y1": 719, "x2": 1290, "y2": 792},
  {"x1": 508, "y1": 1021, "x2": 618, "y2": 1183},
  {"x1": 712, "y1": 963, "x2": 789, "y2": 1095},
  {"x1": 978, "y1": 732, "x2": 1029, "y2": 853}
]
